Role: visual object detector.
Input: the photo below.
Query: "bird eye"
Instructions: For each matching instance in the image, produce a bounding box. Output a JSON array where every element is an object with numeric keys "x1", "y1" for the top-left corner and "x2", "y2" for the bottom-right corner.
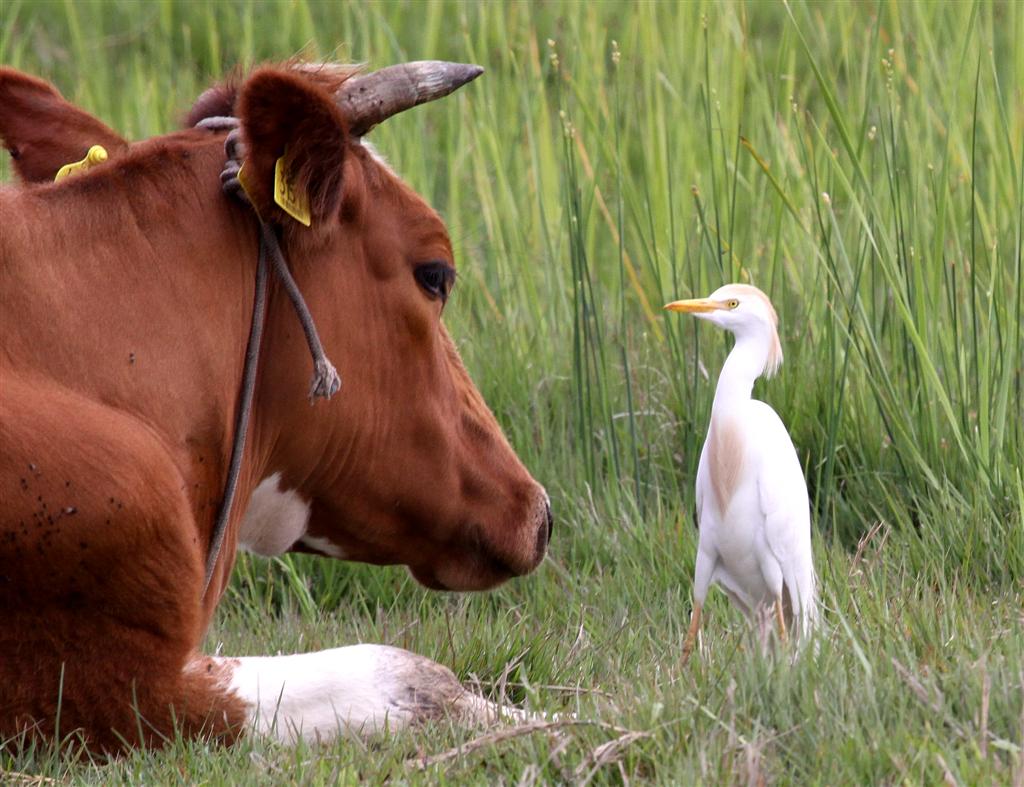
[
  {"x1": 727, "y1": 299, "x2": 740, "y2": 309},
  {"x1": 414, "y1": 262, "x2": 455, "y2": 303}
]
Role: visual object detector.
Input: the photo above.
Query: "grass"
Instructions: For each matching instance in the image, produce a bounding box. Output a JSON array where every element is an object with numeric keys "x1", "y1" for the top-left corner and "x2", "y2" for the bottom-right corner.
[{"x1": 2, "y1": 0, "x2": 1022, "y2": 783}]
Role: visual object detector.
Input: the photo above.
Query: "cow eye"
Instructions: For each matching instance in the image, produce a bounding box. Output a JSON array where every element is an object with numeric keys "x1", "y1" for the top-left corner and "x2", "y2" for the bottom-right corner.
[{"x1": 414, "y1": 262, "x2": 454, "y2": 303}]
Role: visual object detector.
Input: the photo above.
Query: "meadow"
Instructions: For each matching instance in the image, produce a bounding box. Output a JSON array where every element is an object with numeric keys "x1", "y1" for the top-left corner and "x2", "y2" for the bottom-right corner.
[{"x1": 2, "y1": 0, "x2": 1022, "y2": 783}]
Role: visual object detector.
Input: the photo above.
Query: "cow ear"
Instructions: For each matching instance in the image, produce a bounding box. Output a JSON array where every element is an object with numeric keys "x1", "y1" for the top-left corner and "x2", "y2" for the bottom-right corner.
[
  {"x1": 183, "y1": 67, "x2": 244, "y2": 127},
  {"x1": 236, "y1": 68, "x2": 347, "y2": 228},
  {"x1": 0, "y1": 67, "x2": 127, "y2": 183}
]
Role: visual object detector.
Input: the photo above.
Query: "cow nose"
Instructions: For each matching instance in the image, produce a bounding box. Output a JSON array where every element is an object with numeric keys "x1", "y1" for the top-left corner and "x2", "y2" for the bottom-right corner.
[{"x1": 535, "y1": 495, "x2": 553, "y2": 560}]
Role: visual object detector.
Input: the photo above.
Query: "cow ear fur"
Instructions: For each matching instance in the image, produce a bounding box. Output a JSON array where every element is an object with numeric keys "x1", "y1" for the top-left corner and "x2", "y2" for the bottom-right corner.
[
  {"x1": 236, "y1": 68, "x2": 347, "y2": 228},
  {"x1": 185, "y1": 83, "x2": 239, "y2": 128},
  {"x1": 0, "y1": 67, "x2": 128, "y2": 183}
]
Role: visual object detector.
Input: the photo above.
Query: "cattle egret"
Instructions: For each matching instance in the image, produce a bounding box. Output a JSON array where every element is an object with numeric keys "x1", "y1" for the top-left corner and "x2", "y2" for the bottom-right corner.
[{"x1": 665, "y1": 284, "x2": 817, "y2": 661}]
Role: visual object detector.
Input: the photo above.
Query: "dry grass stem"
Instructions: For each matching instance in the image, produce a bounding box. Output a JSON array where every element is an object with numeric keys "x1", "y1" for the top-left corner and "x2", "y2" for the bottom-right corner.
[
  {"x1": 406, "y1": 719, "x2": 639, "y2": 771},
  {"x1": 573, "y1": 730, "x2": 651, "y2": 785}
]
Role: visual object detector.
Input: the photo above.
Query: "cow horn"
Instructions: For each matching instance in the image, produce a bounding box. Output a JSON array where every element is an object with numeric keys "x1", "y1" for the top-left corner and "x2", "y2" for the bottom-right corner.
[{"x1": 336, "y1": 61, "x2": 484, "y2": 136}]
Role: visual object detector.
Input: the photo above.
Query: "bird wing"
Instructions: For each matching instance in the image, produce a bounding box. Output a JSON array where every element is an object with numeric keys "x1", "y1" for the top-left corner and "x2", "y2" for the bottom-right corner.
[
  {"x1": 749, "y1": 401, "x2": 818, "y2": 628},
  {"x1": 694, "y1": 434, "x2": 709, "y2": 531}
]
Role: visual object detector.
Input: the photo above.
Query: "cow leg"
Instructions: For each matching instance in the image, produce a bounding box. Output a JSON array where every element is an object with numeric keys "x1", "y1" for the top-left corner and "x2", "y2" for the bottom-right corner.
[
  {"x1": 203, "y1": 644, "x2": 530, "y2": 743},
  {"x1": 0, "y1": 379, "x2": 246, "y2": 752}
]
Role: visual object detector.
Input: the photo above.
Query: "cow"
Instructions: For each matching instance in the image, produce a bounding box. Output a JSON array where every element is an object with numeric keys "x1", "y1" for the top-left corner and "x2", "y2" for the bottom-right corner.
[{"x1": 0, "y1": 62, "x2": 553, "y2": 753}]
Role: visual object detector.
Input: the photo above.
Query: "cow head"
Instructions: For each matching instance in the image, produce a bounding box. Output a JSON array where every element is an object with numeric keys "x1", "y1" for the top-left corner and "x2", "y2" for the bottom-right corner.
[{"x1": 215, "y1": 64, "x2": 551, "y2": 591}]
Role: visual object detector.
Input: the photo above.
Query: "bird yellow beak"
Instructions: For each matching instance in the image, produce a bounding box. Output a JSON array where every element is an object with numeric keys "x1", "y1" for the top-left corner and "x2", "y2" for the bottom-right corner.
[{"x1": 663, "y1": 298, "x2": 726, "y2": 314}]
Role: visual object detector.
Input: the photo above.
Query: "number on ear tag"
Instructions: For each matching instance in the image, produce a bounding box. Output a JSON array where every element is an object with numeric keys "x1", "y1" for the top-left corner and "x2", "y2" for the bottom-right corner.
[{"x1": 273, "y1": 153, "x2": 311, "y2": 227}]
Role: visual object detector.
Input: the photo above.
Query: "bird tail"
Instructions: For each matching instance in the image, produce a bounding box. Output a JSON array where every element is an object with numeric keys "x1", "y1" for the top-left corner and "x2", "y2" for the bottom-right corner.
[{"x1": 784, "y1": 565, "x2": 819, "y2": 640}]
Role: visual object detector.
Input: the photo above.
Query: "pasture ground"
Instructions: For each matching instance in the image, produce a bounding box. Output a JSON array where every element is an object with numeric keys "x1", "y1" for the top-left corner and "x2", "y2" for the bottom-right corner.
[{"x1": 2, "y1": 1, "x2": 1022, "y2": 783}]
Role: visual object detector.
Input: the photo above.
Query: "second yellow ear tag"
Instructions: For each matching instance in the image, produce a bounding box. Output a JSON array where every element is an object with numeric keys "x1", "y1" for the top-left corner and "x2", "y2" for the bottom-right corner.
[
  {"x1": 273, "y1": 153, "x2": 311, "y2": 227},
  {"x1": 54, "y1": 145, "x2": 108, "y2": 182}
]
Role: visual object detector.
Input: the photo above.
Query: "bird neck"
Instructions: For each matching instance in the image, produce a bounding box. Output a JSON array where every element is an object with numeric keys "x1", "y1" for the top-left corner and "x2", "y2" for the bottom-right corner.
[{"x1": 713, "y1": 333, "x2": 770, "y2": 409}]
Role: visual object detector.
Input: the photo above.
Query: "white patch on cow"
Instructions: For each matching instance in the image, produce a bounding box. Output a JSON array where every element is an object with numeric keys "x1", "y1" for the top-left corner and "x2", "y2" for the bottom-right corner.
[
  {"x1": 357, "y1": 138, "x2": 397, "y2": 176},
  {"x1": 211, "y1": 644, "x2": 530, "y2": 743},
  {"x1": 298, "y1": 533, "x2": 347, "y2": 559},
  {"x1": 238, "y1": 473, "x2": 311, "y2": 556}
]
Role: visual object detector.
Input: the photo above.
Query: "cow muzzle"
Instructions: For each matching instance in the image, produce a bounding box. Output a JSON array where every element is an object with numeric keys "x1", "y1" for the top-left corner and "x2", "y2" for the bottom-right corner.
[
  {"x1": 500, "y1": 487, "x2": 553, "y2": 577},
  {"x1": 537, "y1": 493, "x2": 554, "y2": 560},
  {"x1": 413, "y1": 486, "x2": 552, "y2": 592}
]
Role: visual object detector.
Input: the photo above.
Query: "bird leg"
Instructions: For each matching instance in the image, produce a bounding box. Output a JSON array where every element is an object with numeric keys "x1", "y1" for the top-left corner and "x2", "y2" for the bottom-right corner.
[
  {"x1": 774, "y1": 597, "x2": 788, "y2": 643},
  {"x1": 682, "y1": 601, "x2": 703, "y2": 664}
]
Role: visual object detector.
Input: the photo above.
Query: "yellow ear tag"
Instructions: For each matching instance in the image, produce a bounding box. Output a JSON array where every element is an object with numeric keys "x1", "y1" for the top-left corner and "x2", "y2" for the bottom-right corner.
[
  {"x1": 236, "y1": 162, "x2": 260, "y2": 217},
  {"x1": 54, "y1": 145, "x2": 108, "y2": 182},
  {"x1": 273, "y1": 152, "x2": 311, "y2": 227}
]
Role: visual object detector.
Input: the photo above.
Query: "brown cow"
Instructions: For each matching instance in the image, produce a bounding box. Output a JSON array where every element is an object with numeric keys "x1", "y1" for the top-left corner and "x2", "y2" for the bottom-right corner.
[{"x1": 0, "y1": 62, "x2": 552, "y2": 752}]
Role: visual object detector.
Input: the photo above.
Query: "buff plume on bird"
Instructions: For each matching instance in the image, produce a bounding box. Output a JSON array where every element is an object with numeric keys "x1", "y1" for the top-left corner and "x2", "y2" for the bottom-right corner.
[{"x1": 665, "y1": 284, "x2": 818, "y2": 661}]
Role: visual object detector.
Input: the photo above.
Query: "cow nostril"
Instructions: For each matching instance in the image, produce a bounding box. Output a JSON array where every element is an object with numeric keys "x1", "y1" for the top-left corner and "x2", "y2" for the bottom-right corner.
[{"x1": 533, "y1": 498, "x2": 553, "y2": 562}]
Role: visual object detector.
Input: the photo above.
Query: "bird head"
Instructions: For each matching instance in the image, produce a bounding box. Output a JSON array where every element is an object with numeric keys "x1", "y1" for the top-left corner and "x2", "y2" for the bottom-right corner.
[{"x1": 664, "y1": 283, "x2": 783, "y2": 377}]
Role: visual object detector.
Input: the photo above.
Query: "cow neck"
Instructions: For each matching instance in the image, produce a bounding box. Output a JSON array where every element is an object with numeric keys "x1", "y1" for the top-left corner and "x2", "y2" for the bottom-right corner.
[{"x1": 198, "y1": 117, "x2": 340, "y2": 597}]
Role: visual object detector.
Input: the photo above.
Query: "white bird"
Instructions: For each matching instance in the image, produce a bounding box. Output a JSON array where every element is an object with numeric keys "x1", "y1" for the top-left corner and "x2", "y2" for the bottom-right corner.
[{"x1": 665, "y1": 284, "x2": 818, "y2": 661}]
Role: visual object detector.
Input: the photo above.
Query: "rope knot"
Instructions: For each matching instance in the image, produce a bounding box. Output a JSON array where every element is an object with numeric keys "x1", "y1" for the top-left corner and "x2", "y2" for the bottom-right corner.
[{"x1": 310, "y1": 359, "x2": 342, "y2": 401}]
